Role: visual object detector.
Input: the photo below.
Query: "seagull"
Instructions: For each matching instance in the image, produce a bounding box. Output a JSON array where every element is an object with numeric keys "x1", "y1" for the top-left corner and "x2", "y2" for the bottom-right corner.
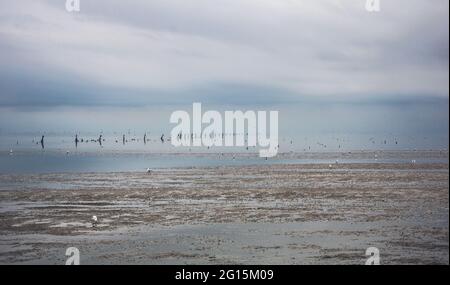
[
  {"x1": 9, "y1": 149, "x2": 13, "y2": 155},
  {"x1": 91, "y1": 215, "x2": 98, "y2": 227},
  {"x1": 146, "y1": 168, "x2": 152, "y2": 174},
  {"x1": 328, "y1": 164, "x2": 333, "y2": 169}
]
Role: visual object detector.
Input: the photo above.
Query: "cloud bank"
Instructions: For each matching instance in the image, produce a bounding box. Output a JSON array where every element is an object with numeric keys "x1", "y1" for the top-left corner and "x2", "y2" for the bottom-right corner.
[{"x1": 0, "y1": 0, "x2": 448, "y2": 107}]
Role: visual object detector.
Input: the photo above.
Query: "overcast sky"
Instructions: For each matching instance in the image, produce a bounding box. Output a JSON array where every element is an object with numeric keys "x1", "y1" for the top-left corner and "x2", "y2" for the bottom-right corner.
[
  {"x1": 0, "y1": 0, "x2": 448, "y2": 139},
  {"x1": 0, "y1": 0, "x2": 448, "y2": 106}
]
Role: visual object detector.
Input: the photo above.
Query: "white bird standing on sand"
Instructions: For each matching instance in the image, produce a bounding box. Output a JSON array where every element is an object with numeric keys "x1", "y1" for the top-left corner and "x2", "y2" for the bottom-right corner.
[
  {"x1": 146, "y1": 168, "x2": 152, "y2": 173},
  {"x1": 9, "y1": 149, "x2": 13, "y2": 155},
  {"x1": 91, "y1": 215, "x2": 98, "y2": 227}
]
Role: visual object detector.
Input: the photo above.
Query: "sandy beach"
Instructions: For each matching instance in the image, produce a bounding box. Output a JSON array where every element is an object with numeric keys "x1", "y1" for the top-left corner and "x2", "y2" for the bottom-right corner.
[
  {"x1": 0, "y1": 151, "x2": 448, "y2": 265},
  {"x1": 0, "y1": 0, "x2": 448, "y2": 272}
]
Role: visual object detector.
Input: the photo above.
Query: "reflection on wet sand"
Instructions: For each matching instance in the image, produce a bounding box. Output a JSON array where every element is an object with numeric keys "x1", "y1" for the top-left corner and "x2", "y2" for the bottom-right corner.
[{"x1": 0, "y1": 156, "x2": 448, "y2": 264}]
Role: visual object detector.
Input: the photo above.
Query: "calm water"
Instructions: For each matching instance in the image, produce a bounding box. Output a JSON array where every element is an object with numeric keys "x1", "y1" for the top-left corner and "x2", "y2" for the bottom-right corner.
[{"x1": 0, "y1": 134, "x2": 448, "y2": 174}]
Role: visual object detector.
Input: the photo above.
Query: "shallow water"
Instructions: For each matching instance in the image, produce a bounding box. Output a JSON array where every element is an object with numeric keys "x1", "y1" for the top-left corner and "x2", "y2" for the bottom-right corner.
[
  {"x1": 1, "y1": 132, "x2": 448, "y2": 174},
  {"x1": 1, "y1": 220, "x2": 447, "y2": 265},
  {"x1": 0, "y1": 150, "x2": 448, "y2": 174},
  {"x1": 0, "y1": 162, "x2": 448, "y2": 264}
]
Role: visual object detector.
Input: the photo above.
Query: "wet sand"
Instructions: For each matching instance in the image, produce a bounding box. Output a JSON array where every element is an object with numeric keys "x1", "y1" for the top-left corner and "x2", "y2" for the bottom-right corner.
[{"x1": 0, "y1": 159, "x2": 448, "y2": 264}]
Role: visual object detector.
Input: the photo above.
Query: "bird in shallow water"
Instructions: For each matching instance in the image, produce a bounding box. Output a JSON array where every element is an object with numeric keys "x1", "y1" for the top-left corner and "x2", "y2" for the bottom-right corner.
[{"x1": 91, "y1": 215, "x2": 98, "y2": 228}]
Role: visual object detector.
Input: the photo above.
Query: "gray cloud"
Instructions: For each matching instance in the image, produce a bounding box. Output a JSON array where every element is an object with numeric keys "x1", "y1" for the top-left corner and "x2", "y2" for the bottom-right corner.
[{"x1": 0, "y1": 0, "x2": 448, "y2": 108}]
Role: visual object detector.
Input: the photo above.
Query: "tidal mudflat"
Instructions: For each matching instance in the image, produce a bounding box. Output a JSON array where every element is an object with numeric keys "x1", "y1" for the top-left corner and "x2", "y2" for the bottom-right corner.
[{"x1": 0, "y1": 152, "x2": 448, "y2": 264}]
